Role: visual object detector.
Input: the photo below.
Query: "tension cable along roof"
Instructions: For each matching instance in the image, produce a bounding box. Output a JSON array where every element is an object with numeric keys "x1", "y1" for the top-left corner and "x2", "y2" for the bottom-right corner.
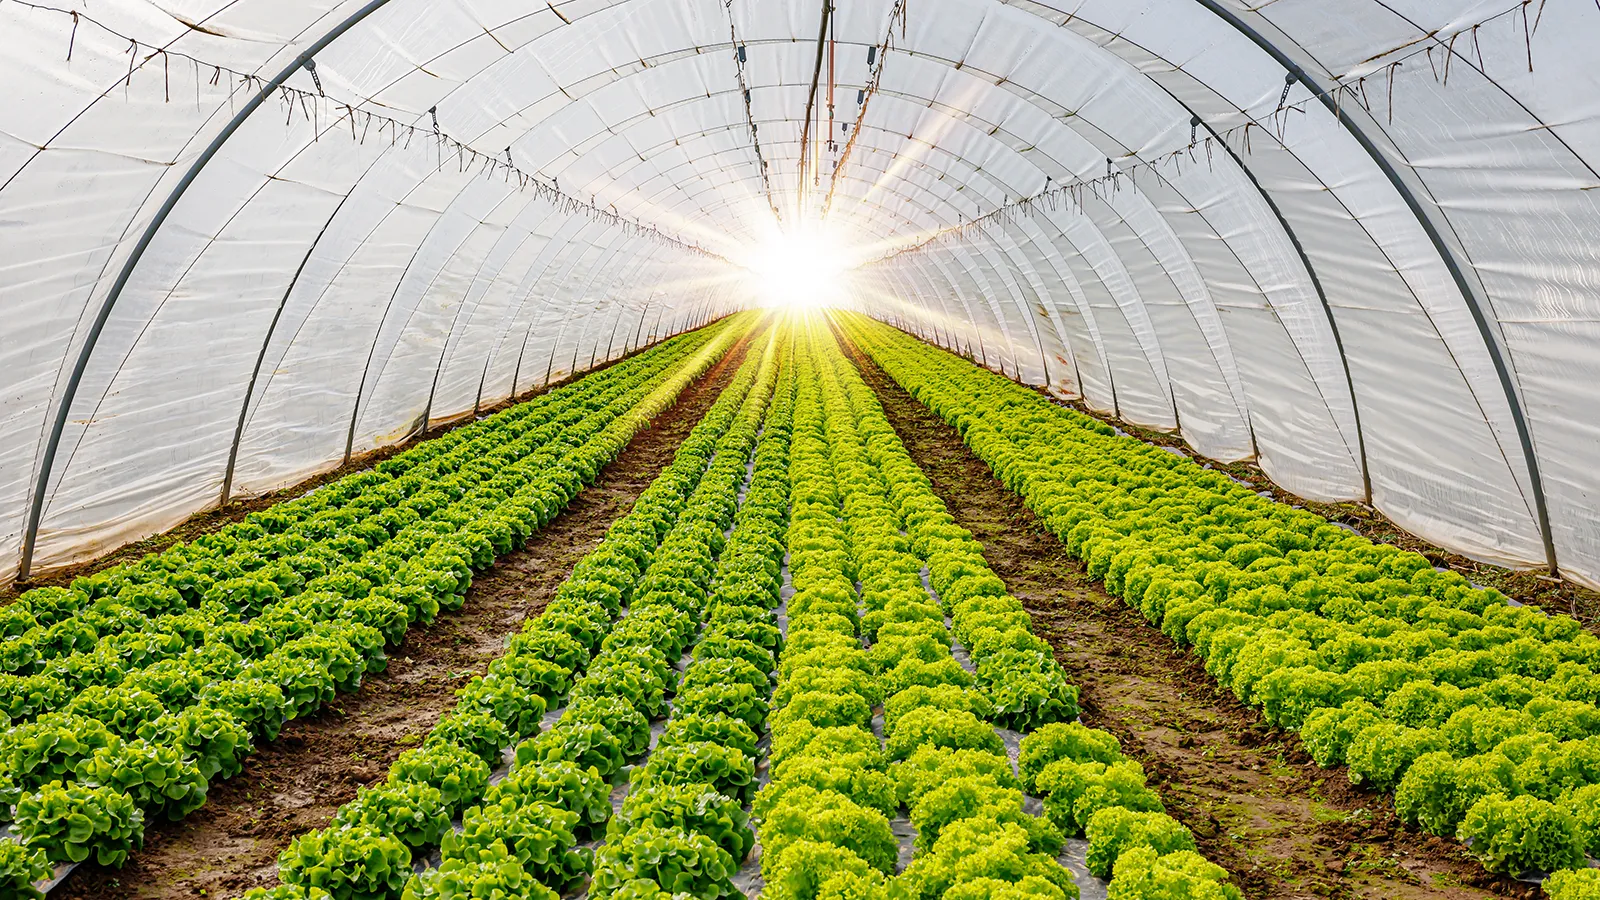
[{"x1": 2, "y1": 0, "x2": 1599, "y2": 592}]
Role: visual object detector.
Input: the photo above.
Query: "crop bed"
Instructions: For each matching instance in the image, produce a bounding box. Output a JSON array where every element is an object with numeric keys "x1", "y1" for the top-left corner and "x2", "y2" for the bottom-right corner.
[
  {"x1": 843, "y1": 314, "x2": 1600, "y2": 899},
  {"x1": 3, "y1": 313, "x2": 1597, "y2": 900}
]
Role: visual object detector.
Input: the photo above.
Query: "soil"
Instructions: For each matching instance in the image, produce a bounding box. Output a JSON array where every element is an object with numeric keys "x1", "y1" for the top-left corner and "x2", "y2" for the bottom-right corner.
[
  {"x1": 837, "y1": 334, "x2": 1536, "y2": 900},
  {"x1": 52, "y1": 331, "x2": 755, "y2": 900},
  {"x1": 2, "y1": 331, "x2": 689, "y2": 603}
]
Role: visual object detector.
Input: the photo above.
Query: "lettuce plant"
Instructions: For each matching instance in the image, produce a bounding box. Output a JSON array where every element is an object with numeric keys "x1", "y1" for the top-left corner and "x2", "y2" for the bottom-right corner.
[
  {"x1": 400, "y1": 841, "x2": 558, "y2": 900},
  {"x1": 611, "y1": 783, "x2": 754, "y2": 864},
  {"x1": 1457, "y1": 793, "x2": 1584, "y2": 875},
  {"x1": 1083, "y1": 807, "x2": 1197, "y2": 878},
  {"x1": 442, "y1": 797, "x2": 590, "y2": 891},
  {"x1": 424, "y1": 711, "x2": 512, "y2": 769},
  {"x1": 587, "y1": 824, "x2": 737, "y2": 899},
  {"x1": 278, "y1": 824, "x2": 412, "y2": 900},
  {"x1": 483, "y1": 759, "x2": 612, "y2": 841},
  {"x1": 0, "y1": 840, "x2": 50, "y2": 900},
  {"x1": 333, "y1": 781, "x2": 452, "y2": 850},
  {"x1": 386, "y1": 743, "x2": 491, "y2": 817},
  {"x1": 14, "y1": 781, "x2": 145, "y2": 867},
  {"x1": 630, "y1": 741, "x2": 757, "y2": 806},
  {"x1": 73, "y1": 738, "x2": 207, "y2": 820},
  {"x1": 1105, "y1": 847, "x2": 1240, "y2": 900}
]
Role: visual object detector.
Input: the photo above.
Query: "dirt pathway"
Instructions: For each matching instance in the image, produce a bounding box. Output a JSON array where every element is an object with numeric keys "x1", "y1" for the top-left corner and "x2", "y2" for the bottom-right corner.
[
  {"x1": 55, "y1": 334, "x2": 755, "y2": 900},
  {"x1": 838, "y1": 337, "x2": 1524, "y2": 900}
]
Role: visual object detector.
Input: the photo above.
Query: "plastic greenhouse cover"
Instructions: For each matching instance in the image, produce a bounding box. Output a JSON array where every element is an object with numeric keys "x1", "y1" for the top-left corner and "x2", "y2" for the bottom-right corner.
[{"x1": 1, "y1": 0, "x2": 1599, "y2": 592}]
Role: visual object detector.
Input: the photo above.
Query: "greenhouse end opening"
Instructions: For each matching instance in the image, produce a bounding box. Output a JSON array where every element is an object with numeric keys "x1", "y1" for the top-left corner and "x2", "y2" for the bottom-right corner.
[
  {"x1": 739, "y1": 227, "x2": 852, "y2": 310},
  {"x1": 5, "y1": 1, "x2": 1600, "y2": 898}
]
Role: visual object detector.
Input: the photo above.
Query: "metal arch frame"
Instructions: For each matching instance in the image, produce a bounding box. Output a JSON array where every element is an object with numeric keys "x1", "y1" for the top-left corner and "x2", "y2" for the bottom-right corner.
[
  {"x1": 221, "y1": 187, "x2": 358, "y2": 506},
  {"x1": 18, "y1": 0, "x2": 403, "y2": 581},
  {"x1": 1186, "y1": 0, "x2": 1555, "y2": 570},
  {"x1": 850, "y1": 9, "x2": 1375, "y2": 500},
  {"x1": 238, "y1": 54, "x2": 1187, "y2": 507},
  {"x1": 203, "y1": 25, "x2": 1235, "y2": 448},
  {"x1": 35, "y1": 0, "x2": 731, "y2": 560},
  {"x1": 15, "y1": 17, "x2": 1208, "y2": 567},
  {"x1": 20, "y1": 0, "x2": 1552, "y2": 580},
  {"x1": 995, "y1": 14, "x2": 1355, "y2": 482},
  {"x1": 1197, "y1": 118, "x2": 1368, "y2": 500},
  {"x1": 796, "y1": 51, "x2": 1296, "y2": 439},
  {"x1": 849, "y1": 48, "x2": 1308, "y2": 453}
]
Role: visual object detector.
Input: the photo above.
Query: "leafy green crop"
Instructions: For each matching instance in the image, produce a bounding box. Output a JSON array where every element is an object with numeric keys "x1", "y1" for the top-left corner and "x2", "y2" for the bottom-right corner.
[
  {"x1": 72, "y1": 738, "x2": 207, "y2": 820},
  {"x1": 1105, "y1": 847, "x2": 1241, "y2": 900},
  {"x1": 139, "y1": 704, "x2": 253, "y2": 781},
  {"x1": 442, "y1": 797, "x2": 590, "y2": 891},
  {"x1": 758, "y1": 839, "x2": 893, "y2": 900},
  {"x1": 279, "y1": 824, "x2": 412, "y2": 900},
  {"x1": 401, "y1": 842, "x2": 558, "y2": 900},
  {"x1": 456, "y1": 672, "x2": 549, "y2": 740},
  {"x1": 0, "y1": 320, "x2": 748, "y2": 884},
  {"x1": 1547, "y1": 868, "x2": 1600, "y2": 900},
  {"x1": 1457, "y1": 793, "x2": 1584, "y2": 875},
  {"x1": 484, "y1": 760, "x2": 612, "y2": 841},
  {"x1": 1084, "y1": 807, "x2": 1197, "y2": 878},
  {"x1": 332, "y1": 781, "x2": 452, "y2": 850},
  {"x1": 611, "y1": 783, "x2": 754, "y2": 864},
  {"x1": 424, "y1": 710, "x2": 512, "y2": 769},
  {"x1": 631, "y1": 741, "x2": 757, "y2": 807},
  {"x1": 0, "y1": 840, "x2": 51, "y2": 900},
  {"x1": 14, "y1": 780, "x2": 145, "y2": 867},
  {"x1": 587, "y1": 824, "x2": 738, "y2": 899},
  {"x1": 1, "y1": 713, "x2": 118, "y2": 796},
  {"x1": 760, "y1": 784, "x2": 897, "y2": 874},
  {"x1": 841, "y1": 312, "x2": 1600, "y2": 883},
  {"x1": 388, "y1": 744, "x2": 491, "y2": 816}
]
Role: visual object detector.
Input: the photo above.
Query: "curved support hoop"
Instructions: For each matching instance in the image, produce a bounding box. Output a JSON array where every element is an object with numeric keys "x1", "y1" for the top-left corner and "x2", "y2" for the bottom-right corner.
[
  {"x1": 1190, "y1": 0, "x2": 1556, "y2": 572},
  {"x1": 1192, "y1": 117, "x2": 1368, "y2": 499},
  {"x1": 220, "y1": 189, "x2": 356, "y2": 507},
  {"x1": 18, "y1": 0, "x2": 402, "y2": 581}
]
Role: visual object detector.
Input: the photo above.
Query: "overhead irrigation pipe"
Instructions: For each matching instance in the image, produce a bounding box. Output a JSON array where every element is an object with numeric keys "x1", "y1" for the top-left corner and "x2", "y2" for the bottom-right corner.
[
  {"x1": 797, "y1": 0, "x2": 834, "y2": 207},
  {"x1": 1189, "y1": 0, "x2": 1559, "y2": 577},
  {"x1": 18, "y1": 0, "x2": 403, "y2": 582}
]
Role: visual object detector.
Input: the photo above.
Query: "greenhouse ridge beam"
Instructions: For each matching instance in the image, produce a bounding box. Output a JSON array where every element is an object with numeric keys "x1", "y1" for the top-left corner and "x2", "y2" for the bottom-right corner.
[
  {"x1": 18, "y1": 0, "x2": 404, "y2": 582},
  {"x1": 1188, "y1": 0, "x2": 1558, "y2": 574}
]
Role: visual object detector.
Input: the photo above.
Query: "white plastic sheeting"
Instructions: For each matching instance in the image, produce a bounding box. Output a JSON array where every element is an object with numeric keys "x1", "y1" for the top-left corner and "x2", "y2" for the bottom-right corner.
[{"x1": 2, "y1": 0, "x2": 1599, "y2": 591}]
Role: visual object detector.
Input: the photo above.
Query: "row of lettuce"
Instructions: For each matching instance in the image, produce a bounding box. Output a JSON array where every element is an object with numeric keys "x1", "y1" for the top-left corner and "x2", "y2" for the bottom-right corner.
[
  {"x1": 0, "y1": 316, "x2": 751, "y2": 895},
  {"x1": 243, "y1": 331, "x2": 789, "y2": 899},
  {"x1": 844, "y1": 314, "x2": 1600, "y2": 887},
  {"x1": 751, "y1": 328, "x2": 1239, "y2": 900}
]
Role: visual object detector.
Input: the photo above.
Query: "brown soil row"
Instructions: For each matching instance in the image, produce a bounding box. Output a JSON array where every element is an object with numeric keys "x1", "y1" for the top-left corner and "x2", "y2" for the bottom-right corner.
[
  {"x1": 53, "y1": 333, "x2": 754, "y2": 900},
  {"x1": 838, "y1": 334, "x2": 1534, "y2": 900}
]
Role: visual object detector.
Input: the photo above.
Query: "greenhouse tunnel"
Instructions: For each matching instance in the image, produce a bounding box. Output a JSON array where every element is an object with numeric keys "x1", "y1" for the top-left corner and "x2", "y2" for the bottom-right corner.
[{"x1": 3, "y1": 0, "x2": 1600, "y2": 592}]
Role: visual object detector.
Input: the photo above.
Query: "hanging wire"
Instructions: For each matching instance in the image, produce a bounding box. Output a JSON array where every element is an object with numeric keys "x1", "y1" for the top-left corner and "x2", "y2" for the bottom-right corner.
[
  {"x1": 13, "y1": 0, "x2": 1548, "y2": 263},
  {"x1": 722, "y1": 0, "x2": 782, "y2": 221},
  {"x1": 867, "y1": 0, "x2": 1552, "y2": 265},
  {"x1": 821, "y1": 0, "x2": 909, "y2": 219},
  {"x1": 11, "y1": 0, "x2": 726, "y2": 261}
]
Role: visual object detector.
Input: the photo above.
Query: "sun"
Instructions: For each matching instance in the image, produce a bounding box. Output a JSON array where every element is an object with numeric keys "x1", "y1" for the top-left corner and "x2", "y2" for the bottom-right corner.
[{"x1": 738, "y1": 224, "x2": 852, "y2": 309}]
